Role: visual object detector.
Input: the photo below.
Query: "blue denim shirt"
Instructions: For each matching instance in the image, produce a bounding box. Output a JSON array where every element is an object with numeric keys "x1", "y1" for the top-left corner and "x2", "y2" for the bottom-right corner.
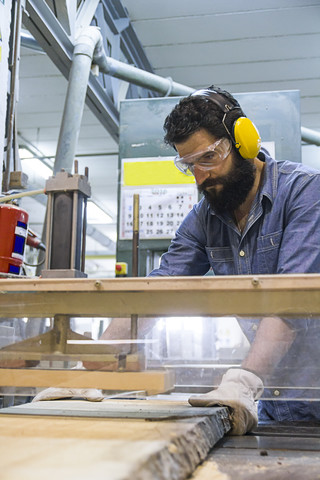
[{"x1": 150, "y1": 151, "x2": 320, "y2": 400}]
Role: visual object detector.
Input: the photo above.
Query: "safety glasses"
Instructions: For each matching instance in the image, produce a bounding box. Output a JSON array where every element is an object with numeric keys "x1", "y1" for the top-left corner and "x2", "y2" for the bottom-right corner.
[{"x1": 174, "y1": 137, "x2": 232, "y2": 176}]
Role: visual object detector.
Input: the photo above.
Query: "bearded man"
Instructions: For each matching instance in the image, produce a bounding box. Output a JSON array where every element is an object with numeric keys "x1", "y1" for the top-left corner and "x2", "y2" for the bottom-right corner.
[
  {"x1": 147, "y1": 86, "x2": 320, "y2": 434},
  {"x1": 33, "y1": 86, "x2": 320, "y2": 435}
]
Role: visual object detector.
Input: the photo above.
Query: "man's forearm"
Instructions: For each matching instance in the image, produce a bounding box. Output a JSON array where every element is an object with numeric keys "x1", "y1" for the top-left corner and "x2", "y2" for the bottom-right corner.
[
  {"x1": 99, "y1": 317, "x2": 155, "y2": 342},
  {"x1": 82, "y1": 317, "x2": 156, "y2": 369},
  {"x1": 241, "y1": 316, "x2": 296, "y2": 377}
]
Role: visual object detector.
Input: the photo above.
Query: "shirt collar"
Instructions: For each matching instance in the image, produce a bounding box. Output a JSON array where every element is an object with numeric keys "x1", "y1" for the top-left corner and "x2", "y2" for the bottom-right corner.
[{"x1": 258, "y1": 149, "x2": 278, "y2": 205}]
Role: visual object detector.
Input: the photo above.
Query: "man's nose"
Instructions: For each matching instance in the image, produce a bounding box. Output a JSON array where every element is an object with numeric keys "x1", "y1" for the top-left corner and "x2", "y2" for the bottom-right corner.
[{"x1": 193, "y1": 166, "x2": 211, "y2": 185}]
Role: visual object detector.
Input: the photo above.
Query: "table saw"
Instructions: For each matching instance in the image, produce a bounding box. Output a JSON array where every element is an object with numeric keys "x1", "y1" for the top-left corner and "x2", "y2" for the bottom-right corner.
[{"x1": 0, "y1": 274, "x2": 320, "y2": 479}]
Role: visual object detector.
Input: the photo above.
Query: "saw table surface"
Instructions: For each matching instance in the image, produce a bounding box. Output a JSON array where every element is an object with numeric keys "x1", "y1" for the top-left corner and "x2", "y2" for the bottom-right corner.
[{"x1": 191, "y1": 423, "x2": 320, "y2": 480}]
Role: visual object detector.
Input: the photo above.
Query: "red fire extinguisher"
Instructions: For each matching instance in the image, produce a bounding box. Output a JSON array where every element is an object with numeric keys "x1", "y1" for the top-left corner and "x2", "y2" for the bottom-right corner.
[{"x1": 0, "y1": 204, "x2": 29, "y2": 275}]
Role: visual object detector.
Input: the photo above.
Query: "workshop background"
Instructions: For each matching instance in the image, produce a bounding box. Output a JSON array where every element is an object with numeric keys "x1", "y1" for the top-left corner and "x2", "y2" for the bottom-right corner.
[
  {"x1": 1, "y1": 0, "x2": 320, "y2": 277},
  {"x1": 1, "y1": 5, "x2": 320, "y2": 477}
]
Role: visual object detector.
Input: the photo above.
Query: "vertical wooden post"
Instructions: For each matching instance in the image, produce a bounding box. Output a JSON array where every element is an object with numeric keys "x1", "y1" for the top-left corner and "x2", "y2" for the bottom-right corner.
[{"x1": 131, "y1": 194, "x2": 140, "y2": 353}]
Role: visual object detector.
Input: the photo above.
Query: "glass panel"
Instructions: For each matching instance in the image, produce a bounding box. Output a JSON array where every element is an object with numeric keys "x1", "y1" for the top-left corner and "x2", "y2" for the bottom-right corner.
[
  {"x1": 0, "y1": 273, "x2": 318, "y2": 431},
  {"x1": 1, "y1": 311, "x2": 319, "y2": 403}
]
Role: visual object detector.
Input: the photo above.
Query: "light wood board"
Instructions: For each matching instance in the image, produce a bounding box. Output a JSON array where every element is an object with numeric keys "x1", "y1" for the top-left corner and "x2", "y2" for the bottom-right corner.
[
  {"x1": 0, "y1": 368, "x2": 175, "y2": 394},
  {"x1": 0, "y1": 399, "x2": 231, "y2": 480},
  {"x1": 0, "y1": 274, "x2": 319, "y2": 317}
]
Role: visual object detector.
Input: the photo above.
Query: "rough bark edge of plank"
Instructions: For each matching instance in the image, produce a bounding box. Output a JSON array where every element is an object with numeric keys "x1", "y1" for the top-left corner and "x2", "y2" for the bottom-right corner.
[{"x1": 130, "y1": 410, "x2": 231, "y2": 480}]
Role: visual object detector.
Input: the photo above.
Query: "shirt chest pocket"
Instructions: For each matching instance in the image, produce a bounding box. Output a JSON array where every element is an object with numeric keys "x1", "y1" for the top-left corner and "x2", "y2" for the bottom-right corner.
[
  {"x1": 205, "y1": 246, "x2": 236, "y2": 275},
  {"x1": 256, "y1": 230, "x2": 283, "y2": 274}
]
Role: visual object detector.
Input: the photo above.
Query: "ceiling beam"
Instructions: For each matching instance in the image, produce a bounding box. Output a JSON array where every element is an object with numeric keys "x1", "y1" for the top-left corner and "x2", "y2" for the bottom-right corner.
[
  {"x1": 23, "y1": 0, "x2": 118, "y2": 140},
  {"x1": 22, "y1": 0, "x2": 155, "y2": 142}
]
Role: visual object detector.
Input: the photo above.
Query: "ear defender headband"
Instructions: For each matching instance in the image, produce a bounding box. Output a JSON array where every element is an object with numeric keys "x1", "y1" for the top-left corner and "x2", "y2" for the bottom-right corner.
[{"x1": 191, "y1": 88, "x2": 261, "y2": 160}]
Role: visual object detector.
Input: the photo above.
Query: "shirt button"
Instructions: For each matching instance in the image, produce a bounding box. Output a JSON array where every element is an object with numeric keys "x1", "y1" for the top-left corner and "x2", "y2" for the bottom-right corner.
[
  {"x1": 252, "y1": 324, "x2": 258, "y2": 331},
  {"x1": 239, "y1": 250, "x2": 245, "y2": 257}
]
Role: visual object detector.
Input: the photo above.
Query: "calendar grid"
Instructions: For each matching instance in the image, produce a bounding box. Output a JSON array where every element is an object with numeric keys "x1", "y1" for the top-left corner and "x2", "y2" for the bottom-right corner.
[{"x1": 120, "y1": 185, "x2": 198, "y2": 240}]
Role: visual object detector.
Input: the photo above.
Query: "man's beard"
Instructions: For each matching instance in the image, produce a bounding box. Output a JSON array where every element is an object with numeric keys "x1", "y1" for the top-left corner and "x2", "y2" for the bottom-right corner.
[{"x1": 198, "y1": 151, "x2": 256, "y2": 214}]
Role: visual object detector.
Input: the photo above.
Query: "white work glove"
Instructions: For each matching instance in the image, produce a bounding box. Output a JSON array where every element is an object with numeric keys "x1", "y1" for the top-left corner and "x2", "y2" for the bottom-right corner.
[
  {"x1": 31, "y1": 363, "x2": 104, "y2": 403},
  {"x1": 32, "y1": 387, "x2": 104, "y2": 403},
  {"x1": 188, "y1": 368, "x2": 264, "y2": 435}
]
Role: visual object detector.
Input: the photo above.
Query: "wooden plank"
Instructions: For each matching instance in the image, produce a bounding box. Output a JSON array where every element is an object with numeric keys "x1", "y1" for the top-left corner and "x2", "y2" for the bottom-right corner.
[
  {"x1": 0, "y1": 400, "x2": 231, "y2": 480},
  {"x1": 0, "y1": 398, "x2": 225, "y2": 420},
  {"x1": 0, "y1": 368, "x2": 175, "y2": 395},
  {"x1": 1, "y1": 273, "x2": 320, "y2": 292},
  {"x1": 0, "y1": 274, "x2": 319, "y2": 317}
]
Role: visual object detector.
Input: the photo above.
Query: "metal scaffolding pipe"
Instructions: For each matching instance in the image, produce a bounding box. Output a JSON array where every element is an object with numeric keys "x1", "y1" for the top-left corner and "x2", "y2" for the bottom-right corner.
[{"x1": 54, "y1": 25, "x2": 193, "y2": 175}]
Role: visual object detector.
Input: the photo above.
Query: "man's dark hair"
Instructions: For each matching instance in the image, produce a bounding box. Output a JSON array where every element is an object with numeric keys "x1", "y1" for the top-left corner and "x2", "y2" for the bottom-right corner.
[{"x1": 164, "y1": 85, "x2": 244, "y2": 147}]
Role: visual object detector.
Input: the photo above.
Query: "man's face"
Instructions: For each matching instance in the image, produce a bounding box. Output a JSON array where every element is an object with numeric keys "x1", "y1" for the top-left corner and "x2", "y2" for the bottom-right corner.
[{"x1": 175, "y1": 129, "x2": 256, "y2": 214}]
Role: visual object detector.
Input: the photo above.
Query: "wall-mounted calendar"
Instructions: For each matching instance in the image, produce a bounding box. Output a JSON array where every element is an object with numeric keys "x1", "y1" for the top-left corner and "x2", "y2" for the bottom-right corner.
[{"x1": 119, "y1": 157, "x2": 198, "y2": 240}]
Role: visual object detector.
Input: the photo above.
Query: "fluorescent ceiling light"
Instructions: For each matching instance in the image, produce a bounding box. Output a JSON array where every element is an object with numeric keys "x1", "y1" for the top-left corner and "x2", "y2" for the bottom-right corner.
[
  {"x1": 19, "y1": 147, "x2": 34, "y2": 159},
  {"x1": 19, "y1": 148, "x2": 53, "y2": 179},
  {"x1": 21, "y1": 158, "x2": 53, "y2": 179},
  {"x1": 87, "y1": 201, "x2": 113, "y2": 224}
]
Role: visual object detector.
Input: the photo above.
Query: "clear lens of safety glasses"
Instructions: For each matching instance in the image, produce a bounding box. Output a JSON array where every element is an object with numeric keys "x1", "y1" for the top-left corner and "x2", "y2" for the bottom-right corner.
[{"x1": 174, "y1": 138, "x2": 232, "y2": 176}]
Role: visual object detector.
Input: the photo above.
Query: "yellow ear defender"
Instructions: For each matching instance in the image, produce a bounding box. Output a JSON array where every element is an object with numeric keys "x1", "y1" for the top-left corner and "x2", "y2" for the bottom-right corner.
[
  {"x1": 233, "y1": 117, "x2": 261, "y2": 159},
  {"x1": 191, "y1": 88, "x2": 261, "y2": 160}
]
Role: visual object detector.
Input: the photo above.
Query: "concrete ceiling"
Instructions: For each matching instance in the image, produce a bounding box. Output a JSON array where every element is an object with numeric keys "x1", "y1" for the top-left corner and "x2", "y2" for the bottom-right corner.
[{"x1": 16, "y1": 0, "x2": 320, "y2": 276}]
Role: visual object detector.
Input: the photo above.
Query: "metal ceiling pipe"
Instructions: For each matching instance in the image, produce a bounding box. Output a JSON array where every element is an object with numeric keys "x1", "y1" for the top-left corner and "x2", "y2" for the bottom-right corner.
[
  {"x1": 93, "y1": 46, "x2": 194, "y2": 97},
  {"x1": 92, "y1": 45, "x2": 320, "y2": 147},
  {"x1": 54, "y1": 26, "x2": 103, "y2": 174},
  {"x1": 301, "y1": 126, "x2": 320, "y2": 147},
  {"x1": 22, "y1": 31, "x2": 319, "y2": 147}
]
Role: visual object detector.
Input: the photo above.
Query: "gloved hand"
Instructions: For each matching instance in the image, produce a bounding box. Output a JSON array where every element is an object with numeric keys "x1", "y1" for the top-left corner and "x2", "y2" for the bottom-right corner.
[
  {"x1": 32, "y1": 387, "x2": 104, "y2": 403},
  {"x1": 188, "y1": 368, "x2": 264, "y2": 435}
]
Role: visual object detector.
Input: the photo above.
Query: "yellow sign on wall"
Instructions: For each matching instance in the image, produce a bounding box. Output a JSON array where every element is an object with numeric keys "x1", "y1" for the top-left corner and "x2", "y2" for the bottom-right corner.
[
  {"x1": 122, "y1": 157, "x2": 195, "y2": 186},
  {"x1": 120, "y1": 157, "x2": 198, "y2": 240}
]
